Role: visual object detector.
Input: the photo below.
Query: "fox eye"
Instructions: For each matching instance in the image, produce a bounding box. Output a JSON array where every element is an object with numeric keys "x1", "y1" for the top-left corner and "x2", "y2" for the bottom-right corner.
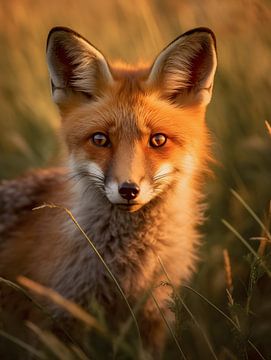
[
  {"x1": 150, "y1": 133, "x2": 167, "y2": 148},
  {"x1": 92, "y1": 132, "x2": 111, "y2": 147}
]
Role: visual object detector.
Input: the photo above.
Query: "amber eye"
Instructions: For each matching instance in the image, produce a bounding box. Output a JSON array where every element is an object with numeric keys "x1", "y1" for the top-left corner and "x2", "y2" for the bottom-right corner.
[
  {"x1": 92, "y1": 133, "x2": 111, "y2": 147},
  {"x1": 150, "y1": 133, "x2": 167, "y2": 148}
]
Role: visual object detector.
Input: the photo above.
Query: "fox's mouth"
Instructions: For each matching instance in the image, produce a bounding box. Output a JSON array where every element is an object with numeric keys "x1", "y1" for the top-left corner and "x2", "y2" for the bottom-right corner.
[{"x1": 116, "y1": 203, "x2": 143, "y2": 212}]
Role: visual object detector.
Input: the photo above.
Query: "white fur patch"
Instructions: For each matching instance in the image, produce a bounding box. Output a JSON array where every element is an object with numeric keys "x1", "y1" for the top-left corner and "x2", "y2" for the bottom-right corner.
[
  {"x1": 68, "y1": 156, "x2": 105, "y2": 198},
  {"x1": 87, "y1": 162, "x2": 104, "y2": 179},
  {"x1": 151, "y1": 163, "x2": 174, "y2": 197},
  {"x1": 105, "y1": 181, "x2": 121, "y2": 203},
  {"x1": 68, "y1": 153, "x2": 77, "y2": 172},
  {"x1": 68, "y1": 155, "x2": 104, "y2": 179},
  {"x1": 73, "y1": 37, "x2": 113, "y2": 90},
  {"x1": 138, "y1": 180, "x2": 153, "y2": 203},
  {"x1": 154, "y1": 163, "x2": 173, "y2": 180},
  {"x1": 182, "y1": 153, "x2": 196, "y2": 175},
  {"x1": 67, "y1": 36, "x2": 113, "y2": 95}
]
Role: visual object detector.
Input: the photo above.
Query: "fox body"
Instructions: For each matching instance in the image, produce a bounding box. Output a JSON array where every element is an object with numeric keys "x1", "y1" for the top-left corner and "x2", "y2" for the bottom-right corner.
[{"x1": 0, "y1": 27, "x2": 217, "y2": 357}]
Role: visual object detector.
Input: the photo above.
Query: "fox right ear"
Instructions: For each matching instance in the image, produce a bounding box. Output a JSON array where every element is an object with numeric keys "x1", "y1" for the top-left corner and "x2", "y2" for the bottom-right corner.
[
  {"x1": 147, "y1": 28, "x2": 217, "y2": 107},
  {"x1": 46, "y1": 27, "x2": 113, "y2": 106}
]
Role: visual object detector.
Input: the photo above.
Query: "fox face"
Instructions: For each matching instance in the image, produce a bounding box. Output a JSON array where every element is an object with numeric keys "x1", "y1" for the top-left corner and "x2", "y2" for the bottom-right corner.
[{"x1": 47, "y1": 27, "x2": 217, "y2": 212}]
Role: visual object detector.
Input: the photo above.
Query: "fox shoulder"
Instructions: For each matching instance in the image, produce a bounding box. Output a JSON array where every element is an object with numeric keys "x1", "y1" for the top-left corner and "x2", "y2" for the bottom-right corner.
[{"x1": 0, "y1": 168, "x2": 66, "y2": 237}]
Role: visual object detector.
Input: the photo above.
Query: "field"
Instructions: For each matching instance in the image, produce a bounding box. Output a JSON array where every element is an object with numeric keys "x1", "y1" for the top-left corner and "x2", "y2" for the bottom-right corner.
[{"x1": 0, "y1": 0, "x2": 271, "y2": 359}]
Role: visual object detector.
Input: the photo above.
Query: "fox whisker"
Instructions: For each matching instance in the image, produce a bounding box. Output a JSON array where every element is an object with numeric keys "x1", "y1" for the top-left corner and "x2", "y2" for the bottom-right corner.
[{"x1": 153, "y1": 171, "x2": 176, "y2": 182}]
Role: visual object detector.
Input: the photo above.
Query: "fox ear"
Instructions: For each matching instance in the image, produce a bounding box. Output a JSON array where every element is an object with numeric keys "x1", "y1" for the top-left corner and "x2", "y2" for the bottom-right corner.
[
  {"x1": 147, "y1": 28, "x2": 217, "y2": 107},
  {"x1": 46, "y1": 27, "x2": 113, "y2": 106}
]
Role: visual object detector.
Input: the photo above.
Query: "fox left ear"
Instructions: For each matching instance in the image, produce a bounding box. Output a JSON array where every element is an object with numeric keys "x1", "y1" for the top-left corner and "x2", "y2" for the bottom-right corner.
[
  {"x1": 46, "y1": 27, "x2": 113, "y2": 107},
  {"x1": 147, "y1": 28, "x2": 217, "y2": 107}
]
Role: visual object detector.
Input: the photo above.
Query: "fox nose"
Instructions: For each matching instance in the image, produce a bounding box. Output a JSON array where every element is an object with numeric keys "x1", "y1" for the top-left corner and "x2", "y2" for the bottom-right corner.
[{"x1": 118, "y1": 182, "x2": 140, "y2": 201}]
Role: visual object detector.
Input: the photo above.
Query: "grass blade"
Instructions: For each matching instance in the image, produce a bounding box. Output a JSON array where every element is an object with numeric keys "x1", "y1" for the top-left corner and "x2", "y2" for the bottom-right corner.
[
  {"x1": 18, "y1": 276, "x2": 105, "y2": 334},
  {"x1": 150, "y1": 291, "x2": 187, "y2": 360},
  {"x1": 264, "y1": 120, "x2": 271, "y2": 136},
  {"x1": 0, "y1": 276, "x2": 41, "y2": 307},
  {"x1": 183, "y1": 285, "x2": 267, "y2": 360},
  {"x1": 248, "y1": 340, "x2": 267, "y2": 360},
  {"x1": 157, "y1": 256, "x2": 218, "y2": 360},
  {"x1": 231, "y1": 190, "x2": 271, "y2": 242},
  {"x1": 0, "y1": 276, "x2": 82, "y2": 348},
  {"x1": 183, "y1": 285, "x2": 241, "y2": 330},
  {"x1": 27, "y1": 322, "x2": 76, "y2": 360},
  {"x1": 222, "y1": 219, "x2": 271, "y2": 277},
  {"x1": 69, "y1": 345, "x2": 90, "y2": 360},
  {"x1": 0, "y1": 329, "x2": 48, "y2": 360}
]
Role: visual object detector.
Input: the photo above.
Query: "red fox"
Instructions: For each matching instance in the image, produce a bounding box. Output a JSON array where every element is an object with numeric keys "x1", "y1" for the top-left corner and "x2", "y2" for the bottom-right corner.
[{"x1": 0, "y1": 27, "x2": 217, "y2": 358}]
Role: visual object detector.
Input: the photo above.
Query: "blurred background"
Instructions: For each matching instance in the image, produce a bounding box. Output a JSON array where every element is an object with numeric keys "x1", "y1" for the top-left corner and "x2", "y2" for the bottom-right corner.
[{"x1": 0, "y1": 0, "x2": 270, "y2": 359}]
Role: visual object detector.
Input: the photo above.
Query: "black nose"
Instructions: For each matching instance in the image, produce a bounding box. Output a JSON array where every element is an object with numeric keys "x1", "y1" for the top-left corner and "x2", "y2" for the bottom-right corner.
[{"x1": 118, "y1": 182, "x2": 140, "y2": 201}]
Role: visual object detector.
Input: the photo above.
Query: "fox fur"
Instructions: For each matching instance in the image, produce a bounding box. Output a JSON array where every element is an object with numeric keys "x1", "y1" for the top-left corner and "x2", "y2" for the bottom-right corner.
[{"x1": 0, "y1": 27, "x2": 217, "y2": 358}]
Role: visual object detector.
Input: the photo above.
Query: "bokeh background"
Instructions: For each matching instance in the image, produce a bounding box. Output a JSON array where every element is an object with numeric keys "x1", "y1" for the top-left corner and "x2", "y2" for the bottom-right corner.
[{"x1": 0, "y1": 0, "x2": 270, "y2": 359}]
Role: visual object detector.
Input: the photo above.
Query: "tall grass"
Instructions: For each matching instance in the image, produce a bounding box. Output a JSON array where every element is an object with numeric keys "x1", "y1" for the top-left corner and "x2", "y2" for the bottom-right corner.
[{"x1": 0, "y1": 0, "x2": 271, "y2": 358}]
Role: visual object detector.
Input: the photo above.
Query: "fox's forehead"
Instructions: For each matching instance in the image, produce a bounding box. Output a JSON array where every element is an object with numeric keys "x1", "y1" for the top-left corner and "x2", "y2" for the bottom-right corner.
[
  {"x1": 69, "y1": 98, "x2": 161, "y2": 136},
  {"x1": 64, "y1": 81, "x2": 204, "y2": 147},
  {"x1": 70, "y1": 98, "x2": 149, "y2": 142}
]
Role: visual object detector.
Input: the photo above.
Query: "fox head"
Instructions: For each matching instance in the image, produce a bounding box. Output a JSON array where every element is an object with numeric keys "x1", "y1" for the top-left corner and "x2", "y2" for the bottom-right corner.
[{"x1": 46, "y1": 27, "x2": 217, "y2": 212}]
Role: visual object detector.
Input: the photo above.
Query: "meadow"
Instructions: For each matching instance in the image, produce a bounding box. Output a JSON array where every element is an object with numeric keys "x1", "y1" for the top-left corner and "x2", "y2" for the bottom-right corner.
[{"x1": 0, "y1": 0, "x2": 271, "y2": 359}]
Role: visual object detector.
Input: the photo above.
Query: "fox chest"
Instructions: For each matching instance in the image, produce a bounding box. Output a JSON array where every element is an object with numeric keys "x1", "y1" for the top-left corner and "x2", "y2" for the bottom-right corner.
[{"x1": 52, "y1": 215, "x2": 174, "y2": 306}]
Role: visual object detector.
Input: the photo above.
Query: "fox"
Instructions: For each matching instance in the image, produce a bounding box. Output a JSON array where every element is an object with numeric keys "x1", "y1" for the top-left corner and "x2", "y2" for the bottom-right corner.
[{"x1": 0, "y1": 27, "x2": 217, "y2": 359}]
